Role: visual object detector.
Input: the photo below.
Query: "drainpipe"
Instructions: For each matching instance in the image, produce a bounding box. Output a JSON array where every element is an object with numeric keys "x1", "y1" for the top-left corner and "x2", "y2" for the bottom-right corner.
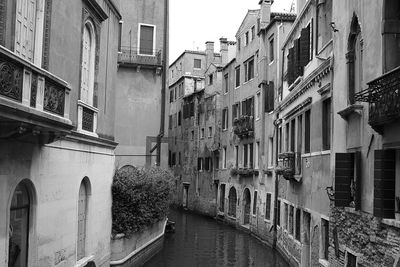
[{"x1": 156, "y1": 0, "x2": 168, "y2": 166}]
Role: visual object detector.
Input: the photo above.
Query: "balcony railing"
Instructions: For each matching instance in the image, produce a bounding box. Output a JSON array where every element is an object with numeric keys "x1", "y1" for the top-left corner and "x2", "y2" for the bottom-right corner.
[
  {"x1": 118, "y1": 46, "x2": 162, "y2": 67},
  {"x1": 230, "y1": 167, "x2": 259, "y2": 178},
  {"x1": 0, "y1": 45, "x2": 72, "y2": 143},
  {"x1": 354, "y1": 66, "x2": 400, "y2": 134},
  {"x1": 276, "y1": 152, "x2": 301, "y2": 181},
  {"x1": 233, "y1": 115, "x2": 254, "y2": 138}
]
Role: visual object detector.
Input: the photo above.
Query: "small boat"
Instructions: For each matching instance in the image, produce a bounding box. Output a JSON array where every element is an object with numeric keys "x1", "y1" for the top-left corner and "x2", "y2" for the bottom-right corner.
[{"x1": 165, "y1": 220, "x2": 176, "y2": 233}]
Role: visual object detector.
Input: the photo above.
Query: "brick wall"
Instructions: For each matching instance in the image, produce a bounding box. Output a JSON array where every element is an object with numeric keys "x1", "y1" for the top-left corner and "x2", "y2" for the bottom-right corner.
[{"x1": 329, "y1": 207, "x2": 400, "y2": 267}]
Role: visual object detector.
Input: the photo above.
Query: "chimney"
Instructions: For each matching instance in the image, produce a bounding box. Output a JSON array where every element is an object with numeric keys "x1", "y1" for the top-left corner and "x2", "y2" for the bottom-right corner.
[
  {"x1": 205, "y1": 41, "x2": 214, "y2": 67},
  {"x1": 259, "y1": 0, "x2": 273, "y2": 27},
  {"x1": 220, "y1": 38, "x2": 228, "y2": 65}
]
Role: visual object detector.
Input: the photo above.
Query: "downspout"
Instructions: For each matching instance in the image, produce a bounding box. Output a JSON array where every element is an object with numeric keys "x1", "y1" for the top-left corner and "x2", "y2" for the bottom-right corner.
[
  {"x1": 272, "y1": 21, "x2": 284, "y2": 249},
  {"x1": 156, "y1": 0, "x2": 169, "y2": 166}
]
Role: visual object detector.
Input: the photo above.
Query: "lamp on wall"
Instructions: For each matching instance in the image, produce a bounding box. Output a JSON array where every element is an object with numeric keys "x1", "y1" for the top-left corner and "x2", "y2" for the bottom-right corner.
[
  {"x1": 325, "y1": 186, "x2": 335, "y2": 201},
  {"x1": 330, "y1": 22, "x2": 339, "y2": 32}
]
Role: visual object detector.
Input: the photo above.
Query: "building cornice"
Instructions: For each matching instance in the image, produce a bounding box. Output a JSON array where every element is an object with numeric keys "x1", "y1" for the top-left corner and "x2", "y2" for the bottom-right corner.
[{"x1": 83, "y1": 0, "x2": 109, "y2": 22}]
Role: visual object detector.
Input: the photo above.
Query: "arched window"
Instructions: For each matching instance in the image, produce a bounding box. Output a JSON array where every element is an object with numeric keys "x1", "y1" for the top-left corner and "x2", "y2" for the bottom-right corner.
[
  {"x1": 9, "y1": 181, "x2": 34, "y2": 267},
  {"x1": 347, "y1": 14, "x2": 363, "y2": 104},
  {"x1": 243, "y1": 188, "x2": 251, "y2": 225},
  {"x1": 77, "y1": 178, "x2": 90, "y2": 260},
  {"x1": 228, "y1": 187, "x2": 237, "y2": 217},
  {"x1": 80, "y1": 21, "x2": 96, "y2": 106}
]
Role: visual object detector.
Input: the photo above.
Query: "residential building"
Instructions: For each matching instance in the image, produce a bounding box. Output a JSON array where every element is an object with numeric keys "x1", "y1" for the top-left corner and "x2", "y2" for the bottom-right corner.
[
  {"x1": 0, "y1": 0, "x2": 121, "y2": 266},
  {"x1": 115, "y1": 0, "x2": 169, "y2": 168},
  {"x1": 331, "y1": 0, "x2": 400, "y2": 266},
  {"x1": 274, "y1": 0, "x2": 333, "y2": 265}
]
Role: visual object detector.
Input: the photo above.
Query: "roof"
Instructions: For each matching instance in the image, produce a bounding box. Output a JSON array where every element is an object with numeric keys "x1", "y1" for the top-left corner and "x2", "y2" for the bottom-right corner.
[
  {"x1": 222, "y1": 58, "x2": 236, "y2": 71},
  {"x1": 259, "y1": 12, "x2": 296, "y2": 34},
  {"x1": 235, "y1": 9, "x2": 260, "y2": 37},
  {"x1": 169, "y1": 50, "x2": 206, "y2": 68}
]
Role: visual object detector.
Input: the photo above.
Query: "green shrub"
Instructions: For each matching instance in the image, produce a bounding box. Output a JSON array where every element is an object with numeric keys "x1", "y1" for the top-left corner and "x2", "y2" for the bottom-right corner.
[{"x1": 112, "y1": 166, "x2": 176, "y2": 237}]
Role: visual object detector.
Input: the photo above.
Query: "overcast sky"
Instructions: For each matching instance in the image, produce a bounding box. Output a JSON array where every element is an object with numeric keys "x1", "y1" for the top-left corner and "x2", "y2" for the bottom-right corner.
[{"x1": 169, "y1": 0, "x2": 294, "y2": 64}]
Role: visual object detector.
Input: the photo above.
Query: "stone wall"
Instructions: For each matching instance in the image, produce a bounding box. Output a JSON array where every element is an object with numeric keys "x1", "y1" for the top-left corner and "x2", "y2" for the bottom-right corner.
[{"x1": 329, "y1": 207, "x2": 400, "y2": 267}]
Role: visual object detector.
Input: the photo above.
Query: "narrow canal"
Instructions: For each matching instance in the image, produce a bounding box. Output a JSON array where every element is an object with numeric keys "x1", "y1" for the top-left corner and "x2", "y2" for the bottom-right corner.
[{"x1": 144, "y1": 209, "x2": 290, "y2": 267}]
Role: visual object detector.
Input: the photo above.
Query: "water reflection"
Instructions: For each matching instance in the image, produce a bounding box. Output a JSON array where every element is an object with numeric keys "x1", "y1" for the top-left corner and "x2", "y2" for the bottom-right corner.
[{"x1": 144, "y1": 209, "x2": 289, "y2": 267}]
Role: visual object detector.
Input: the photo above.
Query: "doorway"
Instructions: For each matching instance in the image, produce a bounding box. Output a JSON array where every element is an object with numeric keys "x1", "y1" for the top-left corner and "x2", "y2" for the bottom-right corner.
[{"x1": 243, "y1": 188, "x2": 251, "y2": 225}]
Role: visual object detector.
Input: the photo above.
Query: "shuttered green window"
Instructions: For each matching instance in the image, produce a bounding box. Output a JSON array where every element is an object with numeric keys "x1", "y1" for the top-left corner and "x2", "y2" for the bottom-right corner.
[{"x1": 139, "y1": 25, "x2": 154, "y2": 55}]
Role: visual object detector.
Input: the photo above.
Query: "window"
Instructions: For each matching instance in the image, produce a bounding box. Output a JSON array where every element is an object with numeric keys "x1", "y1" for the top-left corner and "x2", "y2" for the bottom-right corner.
[
  {"x1": 208, "y1": 127, "x2": 212, "y2": 137},
  {"x1": 224, "y1": 74, "x2": 229, "y2": 93},
  {"x1": 178, "y1": 111, "x2": 182, "y2": 126},
  {"x1": 243, "y1": 144, "x2": 248, "y2": 168},
  {"x1": 348, "y1": 15, "x2": 363, "y2": 104},
  {"x1": 168, "y1": 115, "x2": 172, "y2": 129},
  {"x1": 178, "y1": 152, "x2": 181, "y2": 165},
  {"x1": 235, "y1": 145, "x2": 239, "y2": 168},
  {"x1": 222, "y1": 108, "x2": 228, "y2": 130},
  {"x1": 265, "y1": 193, "x2": 272, "y2": 220},
  {"x1": 277, "y1": 200, "x2": 281, "y2": 226},
  {"x1": 235, "y1": 66, "x2": 241, "y2": 87},
  {"x1": 241, "y1": 97, "x2": 254, "y2": 116},
  {"x1": 80, "y1": 21, "x2": 96, "y2": 108},
  {"x1": 321, "y1": 218, "x2": 329, "y2": 260},
  {"x1": 290, "y1": 119, "x2": 295, "y2": 152},
  {"x1": 222, "y1": 147, "x2": 227, "y2": 169},
  {"x1": 253, "y1": 191, "x2": 257, "y2": 215},
  {"x1": 232, "y1": 103, "x2": 240, "y2": 122},
  {"x1": 322, "y1": 98, "x2": 331, "y2": 150},
  {"x1": 205, "y1": 157, "x2": 212, "y2": 171},
  {"x1": 139, "y1": 24, "x2": 155, "y2": 55},
  {"x1": 169, "y1": 90, "x2": 174, "y2": 103},
  {"x1": 256, "y1": 92, "x2": 261, "y2": 119},
  {"x1": 194, "y1": 58, "x2": 201, "y2": 69},
  {"x1": 78, "y1": 179, "x2": 90, "y2": 260},
  {"x1": 251, "y1": 26, "x2": 256, "y2": 41},
  {"x1": 278, "y1": 127, "x2": 282, "y2": 154},
  {"x1": 191, "y1": 130, "x2": 194, "y2": 140},
  {"x1": 219, "y1": 184, "x2": 226, "y2": 212},
  {"x1": 200, "y1": 128, "x2": 205, "y2": 139},
  {"x1": 289, "y1": 205, "x2": 294, "y2": 235},
  {"x1": 209, "y1": 74, "x2": 213, "y2": 85},
  {"x1": 245, "y1": 31, "x2": 249, "y2": 46},
  {"x1": 269, "y1": 38, "x2": 274, "y2": 62},
  {"x1": 255, "y1": 142, "x2": 260, "y2": 169},
  {"x1": 228, "y1": 187, "x2": 237, "y2": 217},
  {"x1": 237, "y1": 37, "x2": 241, "y2": 51},
  {"x1": 285, "y1": 124, "x2": 290, "y2": 152},
  {"x1": 346, "y1": 252, "x2": 357, "y2": 267},
  {"x1": 244, "y1": 57, "x2": 254, "y2": 82},
  {"x1": 297, "y1": 114, "x2": 303, "y2": 153},
  {"x1": 174, "y1": 113, "x2": 177, "y2": 128},
  {"x1": 305, "y1": 110, "x2": 311, "y2": 153},
  {"x1": 171, "y1": 69, "x2": 174, "y2": 79},
  {"x1": 268, "y1": 137, "x2": 274, "y2": 167},
  {"x1": 295, "y1": 209, "x2": 301, "y2": 241},
  {"x1": 249, "y1": 143, "x2": 254, "y2": 169},
  {"x1": 197, "y1": 158, "x2": 204, "y2": 171},
  {"x1": 284, "y1": 203, "x2": 288, "y2": 229}
]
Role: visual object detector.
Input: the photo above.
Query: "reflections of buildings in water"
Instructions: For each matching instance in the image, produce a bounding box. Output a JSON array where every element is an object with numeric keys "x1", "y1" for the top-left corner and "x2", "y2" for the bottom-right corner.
[{"x1": 144, "y1": 209, "x2": 290, "y2": 267}]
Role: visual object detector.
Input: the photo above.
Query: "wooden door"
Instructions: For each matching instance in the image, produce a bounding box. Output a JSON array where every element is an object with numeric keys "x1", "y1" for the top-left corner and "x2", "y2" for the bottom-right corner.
[
  {"x1": 243, "y1": 189, "x2": 251, "y2": 225},
  {"x1": 77, "y1": 183, "x2": 87, "y2": 260},
  {"x1": 15, "y1": 0, "x2": 36, "y2": 62}
]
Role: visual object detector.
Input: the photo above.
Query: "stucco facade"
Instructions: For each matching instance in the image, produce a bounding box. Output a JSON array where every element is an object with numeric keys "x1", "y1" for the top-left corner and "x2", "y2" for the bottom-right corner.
[{"x1": 0, "y1": 0, "x2": 121, "y2": 266}]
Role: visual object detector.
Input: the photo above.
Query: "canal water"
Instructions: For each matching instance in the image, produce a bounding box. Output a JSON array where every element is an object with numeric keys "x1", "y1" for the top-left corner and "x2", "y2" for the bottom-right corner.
[{"x1": 144, "y1": 209, "x2": 290, "y2": 267}]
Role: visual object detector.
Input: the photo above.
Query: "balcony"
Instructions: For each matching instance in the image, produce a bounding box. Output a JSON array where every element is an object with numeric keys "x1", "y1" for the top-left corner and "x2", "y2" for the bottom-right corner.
[
  {"x1": 355, "y1": 66, "x2": 400, "y2": 134},
  {"x1": 233, "y1": 115, "x2": 254, "y2": 138},
  {"x1": 230, "y1": 167, "x2": 259, "y2": 178},
  {"x1": 118, "y1": 46, "x2": 162, "y2": 68},
  {"x1": 0, "y1": 46, "x2": 72, "y2": 144},
  {"x1": 276, "y1": 152, "x2": 301, "y2": 181}
]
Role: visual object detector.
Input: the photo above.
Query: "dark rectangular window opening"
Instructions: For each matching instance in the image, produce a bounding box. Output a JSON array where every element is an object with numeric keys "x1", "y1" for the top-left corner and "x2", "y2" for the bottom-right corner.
[
  {"x1": 305, "y1": 109, "x2": 311, "y2": 153},
  {"x1": 322, "y1": 98, "x2": 331, "y2": 150},
  {"x1": 253, "y1": 191, "x2": 257, "y2": 215}
]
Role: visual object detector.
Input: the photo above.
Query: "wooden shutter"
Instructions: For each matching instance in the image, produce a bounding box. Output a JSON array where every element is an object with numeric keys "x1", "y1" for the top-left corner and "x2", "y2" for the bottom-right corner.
[
  {"x1": 335, "y1": 153, "x2": 353, "y2": 207},
  {"x1": 15, "y1": 0, "x2": 36, "y2": 62},
  {"x1": 265, "y1": 81, "x2": 275, "y2": 113},
  {"x1": 77, "y1": 183, "x2": 87, "y2": 260},
  {"x1": 299, "y1": 25, "x2": 311, "y2": 70},
  {"x1": 293, "y1": 39, "x2": 302, "y2": 78},
  {"x1": 287, "y1": 48, "x2": 294, "y2": 85},
  {"x1": 355, "y1": 151, "x2": 362, "y2": 210},
  {"x1": 374, "y1": 149, "x2": 396, "y2": 218},
  {"x1": 139, "y1": 25, "x2": 154, "y2": 55}
]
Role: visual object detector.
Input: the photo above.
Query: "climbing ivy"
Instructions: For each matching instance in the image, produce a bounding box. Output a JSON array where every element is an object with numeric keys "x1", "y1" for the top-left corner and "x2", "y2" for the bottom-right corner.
[{"x1": 112, "y1": 166, "x2": 175, "y2": 237}]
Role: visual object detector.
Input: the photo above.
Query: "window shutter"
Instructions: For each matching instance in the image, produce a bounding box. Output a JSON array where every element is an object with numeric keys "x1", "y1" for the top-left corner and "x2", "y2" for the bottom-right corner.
[
  {"x1": 139, "y1": 25, "x2": 154, "y2": 55},
  {"x1": 299, "y1": 25, "x2": 311, "y2": 70},
  {"x1": 190, "y1": 102, "x2": 194, "y2": 117},
  {"x1": 265, "y1": 81, "x2": 275, "y2": 113},
  {"x1": 374, "y1": 149, "x2": 396, "y2": 218},
  {"x1": 335, "y1": 153, "x2": 353, "y2": 207},
  {"x1": 293, "y1": 39, "x2": 302, "y2": 78},
  {"x1": 355, "y1": 151, "x2": 362, "y2": 210},
  {"x1": 42, "y1": 0, "x2": 53, "y2": 70},
  {"x1": 287, "y1": 48, "x2": 294, "y2": 85}
]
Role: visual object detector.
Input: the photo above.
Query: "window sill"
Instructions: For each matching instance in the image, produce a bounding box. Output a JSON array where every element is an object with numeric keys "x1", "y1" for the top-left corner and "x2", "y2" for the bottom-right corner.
[
  {"x1": 77, "y1": 128, "x2": 98, "y2": 138},
  {"x1": 319, "y1": 259, "x2": 330, "y2": 267},
  {"x1": 227, "y1": 215, "x2": 236, "y2": 220},
  {"x1": 382, "y1": 218, "x2": 400, "y2": 229},
  {"x1": 75, "y1": 255, "x2": 95, "y2": 267},
  {"x1": 235, "y1": 86, "x2": 240, "y2": 89}
]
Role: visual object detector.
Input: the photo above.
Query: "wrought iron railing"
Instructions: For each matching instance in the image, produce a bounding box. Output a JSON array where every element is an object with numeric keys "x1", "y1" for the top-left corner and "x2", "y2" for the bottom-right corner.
[
  {"x1": 0, "y1": 46, "x2": 70, "y2": 118},
  {"x1": 355, "y1": 66, "x2": 400, "y2": 133},
  {"x1": 118, "y1": 46, "x2": 162, "y2": 66},
  {"x1": 233, "y1": 115, "x2": 254, "y2": 138},
  {"x1": 276, "y1": 152, "x2": 301, "y2": 180}
]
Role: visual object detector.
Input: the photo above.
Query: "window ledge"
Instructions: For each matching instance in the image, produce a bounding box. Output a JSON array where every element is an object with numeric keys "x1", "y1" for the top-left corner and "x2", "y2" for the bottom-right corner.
[
  {"x1": 227, "y1": 215, "x2": 236, "y2": 220},
  {"x1": 235, "y1": 86, "x2": 240, "y2": 89},
  {"x1": 382, "y1": 218, "x2": 400, "y2": 229},
  {"x1": 75, "y1": 255, "x2": 95, "y2": 267},
  {"x1": 269, "y1": 60, "x2": 274, "y2": 65},
  {"x1": 319, "y1": 259, "x2": 330, "y2": 267},
  {"x1": 77, "y1": 100, "x2": 99, "y2": 113}
]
